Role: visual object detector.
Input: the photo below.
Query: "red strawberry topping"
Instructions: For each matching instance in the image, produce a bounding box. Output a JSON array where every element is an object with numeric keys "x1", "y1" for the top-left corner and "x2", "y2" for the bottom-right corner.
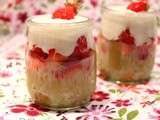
[
  {"x1": 119, "y1": 29, "x2": 135, "y2": 45},
  {"x1": 53, "y1": 4, "x2": 77, "y2": 20},
  {"x1": 127, "y1": 0, "x2": 149, "y2": 12}
]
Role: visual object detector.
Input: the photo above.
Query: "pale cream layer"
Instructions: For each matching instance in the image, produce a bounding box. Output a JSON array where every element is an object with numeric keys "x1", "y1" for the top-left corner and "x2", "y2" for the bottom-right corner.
[
  {"x1": 101, "y1": 5, "x2": 157, "y2": 45},
  {"x1": 27, "y1": 15, "x2": 93, "y2": 56}
]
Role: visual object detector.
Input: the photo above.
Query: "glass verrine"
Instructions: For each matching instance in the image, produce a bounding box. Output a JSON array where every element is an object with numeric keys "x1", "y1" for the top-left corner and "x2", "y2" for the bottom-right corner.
[
  {"x1": 26, "y1": 15, "x2": 96, "y2": 110},
  {"x1": 97, "y1": 5, "x2": 157, "y2": 83}
]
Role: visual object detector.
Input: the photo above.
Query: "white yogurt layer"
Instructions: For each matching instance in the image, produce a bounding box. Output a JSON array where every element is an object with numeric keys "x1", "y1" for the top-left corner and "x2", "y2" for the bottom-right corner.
[
  {"x1": 27, "y1": 14, "x2": 93, "y2": 56},
  {"x1": 32, "y1": 14, "x2": 89, "y2": 24},
  {"x1": 101, "y1": 5, "x2": 157, "y2": 45}
]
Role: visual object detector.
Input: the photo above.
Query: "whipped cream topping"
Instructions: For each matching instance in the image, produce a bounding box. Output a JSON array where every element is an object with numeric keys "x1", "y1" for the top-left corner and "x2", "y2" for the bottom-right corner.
[
  {"x1": 101, "y1": 5, "x2": 157, "y2": 45},
  {"x1": 27, "y1": 14, "x2": 93, "y2": 56},
  {"x1": 32, "y1": 14, "x2": 89, "y2": 24}
]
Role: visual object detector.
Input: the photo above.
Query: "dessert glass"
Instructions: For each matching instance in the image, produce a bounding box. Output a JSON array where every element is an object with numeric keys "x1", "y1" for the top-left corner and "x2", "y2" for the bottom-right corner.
[
  {"x1": 26, "y1": 15, "x2": 96, "y2": 110},
  {"x1": 97, "y1": 6, "x2": 157, "y2": 83}
]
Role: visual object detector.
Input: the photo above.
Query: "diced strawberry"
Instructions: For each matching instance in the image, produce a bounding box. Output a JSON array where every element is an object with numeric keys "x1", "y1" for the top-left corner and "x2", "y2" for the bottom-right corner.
[
  {"x1": 52, "y1": 4, "x2": 76, "y2": 20},
  {"x1": 68, "y1": 47, "x2": 80, "y2": 61},
  {"x1": 119, "y1": 29, "x2": 135, "y2": 45},
  {"x1": 65, "y1": 3, "x2": 77, "y2": 14},
  {"x1": 30, "y1": 47, "x2": 48, "y2": 62},
  {"x1": 69, "y1": 36, "x2": 90, "y2": 60},
  {"x1": 77, "y1": 35, "x2": 88, "y2": 50},
  {"x1": 127, "y1": 0, "x2": 149, "y2": 12},
  {"x1": 53, "y1": 53, "x2": 67, "y2": 62},
  {"x1": 48, "y1": 49, "x2": 55, "y2": 58},
  {"x1": 53, "y1": 8, "x2": 65, "y2": 19}
]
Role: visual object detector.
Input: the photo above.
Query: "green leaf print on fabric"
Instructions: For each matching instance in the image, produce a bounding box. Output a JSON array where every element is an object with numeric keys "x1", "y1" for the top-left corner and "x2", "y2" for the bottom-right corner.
[
  {"x1": 114, "y1": 108, "x2": 139, "y2": 120},
  {"x1": 127, "y1": 110, "x2": 139, "y2": 120},
  {"x1": 118, "y1": 108, "x2": 127, "y2": 117}
]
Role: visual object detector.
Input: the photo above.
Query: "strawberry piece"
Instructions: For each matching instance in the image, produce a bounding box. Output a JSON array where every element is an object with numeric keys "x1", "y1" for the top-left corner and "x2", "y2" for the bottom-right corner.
[
  {"x1": 69, "y1": 36, "x2": 90, "y2": 60},
  {"x1": 68, "y1": 48, "x2": 80, "y2": 61},
  {"x1": 52, "y1": 4, "x2": 77, "y2": 20},
  {"x1": 48, "y1": 49, "x2": 55, "y2": 58},
  {"x1": 119, "y1": 29, "x2": 135, "y2": 45},
  {"x1": 127, "y1": 0, "x2": 149, "y2": 12},
  {"x1": 53, "y1": 8, "x2": 65, "y2": 19},
  {"x1": 77, "y1": 35, "x2": 88, "y2": 50},
  {"x1": 54, "y1": 53, "x2": 67, "y2": 62},
  {"x1": 65, "y1": 3, "x2": 77, "y2": 14},
  {"x1": 30, "y1": 46, "x2": 48, "y2": 62}
]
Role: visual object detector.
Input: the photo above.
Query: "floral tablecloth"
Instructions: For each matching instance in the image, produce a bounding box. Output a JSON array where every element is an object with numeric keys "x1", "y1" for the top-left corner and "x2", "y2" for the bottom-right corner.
[{"x1": 0, "y1": 34, "x2": 160, "y2": 120}]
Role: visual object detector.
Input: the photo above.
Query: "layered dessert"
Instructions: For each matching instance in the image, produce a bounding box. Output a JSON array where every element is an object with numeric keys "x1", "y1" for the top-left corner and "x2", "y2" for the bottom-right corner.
[
  {"x1": 26, "y1": 4, "x2": 96, "y2": 110},
  {"x1": 97, "y1": 0, "x2": 157, "y2": 82}
]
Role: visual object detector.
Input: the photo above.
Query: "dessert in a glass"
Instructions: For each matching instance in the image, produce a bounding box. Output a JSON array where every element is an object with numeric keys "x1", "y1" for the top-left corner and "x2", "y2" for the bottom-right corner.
[
  {"x1": 26, "y1": 4, "x2": 96, "y2": 110},
  {"x1": 97, "y1": 0, "x2": 157, "y2": 83}
]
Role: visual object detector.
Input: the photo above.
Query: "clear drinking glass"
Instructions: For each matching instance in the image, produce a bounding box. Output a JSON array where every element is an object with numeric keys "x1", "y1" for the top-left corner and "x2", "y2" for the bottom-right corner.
[
  {"x1": 26, "y1": 15, "x2": 96, "y2": 110},
  {"x1": 97, "y1": 5, "x2": 157, "y2": 83}
]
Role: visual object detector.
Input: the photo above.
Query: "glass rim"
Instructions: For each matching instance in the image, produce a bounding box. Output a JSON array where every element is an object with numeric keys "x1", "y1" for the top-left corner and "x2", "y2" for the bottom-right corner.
[
  {"x1": 102, "y1": 4, "x2": 159, "y2": 16},
  {"x1": 26, "y1": 14, "x2": 92, "y2": 26}
]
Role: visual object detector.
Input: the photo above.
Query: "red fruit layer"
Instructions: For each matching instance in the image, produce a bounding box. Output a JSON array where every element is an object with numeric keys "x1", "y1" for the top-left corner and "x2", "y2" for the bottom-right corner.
[
  {"x1": 53, "y1": 4, "x2": 77, "y2": 20},
  {"x1": 119, "y1": 29, "x2": 135, "y2": 45},
  {"x1": 29, "y1": 36, "x2": 92, "y2": 62},
  {"x1": 29, "y1": 46, "x2": 48, "y2": 62},
  {"x1": 127, "y1": 0, "x2": 149, "y2": 12}
]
